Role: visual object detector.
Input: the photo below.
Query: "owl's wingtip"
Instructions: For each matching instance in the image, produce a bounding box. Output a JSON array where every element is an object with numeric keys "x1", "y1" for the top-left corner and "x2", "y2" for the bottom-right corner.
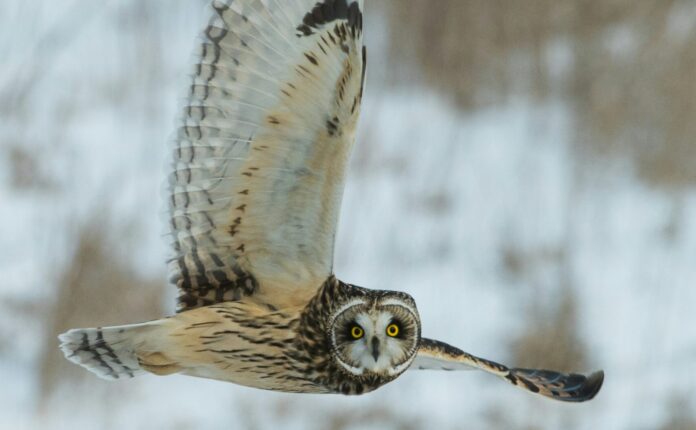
[
  {"x1": 509, "y1": 366, "x2": 605, "y2": 402},
  {"x1": 581, "y1": 369, "x2": 605, "y2": 401}
]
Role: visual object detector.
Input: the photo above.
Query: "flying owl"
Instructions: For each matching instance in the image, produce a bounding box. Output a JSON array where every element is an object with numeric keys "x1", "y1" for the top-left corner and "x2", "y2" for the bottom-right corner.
[{"x1": 59, "y1": 0, "x2": 603, "y2": 400}]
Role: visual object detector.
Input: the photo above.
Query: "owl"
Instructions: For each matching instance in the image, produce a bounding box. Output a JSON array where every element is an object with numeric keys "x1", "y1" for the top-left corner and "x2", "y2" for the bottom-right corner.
[{"x1": 59, "y1": 0, "x2": 603, "y2": 400}]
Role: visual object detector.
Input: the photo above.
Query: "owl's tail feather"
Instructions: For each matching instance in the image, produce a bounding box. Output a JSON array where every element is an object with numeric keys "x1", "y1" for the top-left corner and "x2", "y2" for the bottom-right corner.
[{"x1": 59, "y1": 322, "x2": 156, "y2": 380}]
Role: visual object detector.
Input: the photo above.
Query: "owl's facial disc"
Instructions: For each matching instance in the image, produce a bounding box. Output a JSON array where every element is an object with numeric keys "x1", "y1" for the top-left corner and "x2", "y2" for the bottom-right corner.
[{"x1": 330, "y1": 296, "x2": 420, "y2": 377}]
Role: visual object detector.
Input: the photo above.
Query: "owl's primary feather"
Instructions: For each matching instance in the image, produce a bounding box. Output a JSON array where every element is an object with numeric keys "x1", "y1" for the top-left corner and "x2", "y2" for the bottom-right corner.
[{"x1": 60, "y1": 0, "x2": 604, "y2": 403}]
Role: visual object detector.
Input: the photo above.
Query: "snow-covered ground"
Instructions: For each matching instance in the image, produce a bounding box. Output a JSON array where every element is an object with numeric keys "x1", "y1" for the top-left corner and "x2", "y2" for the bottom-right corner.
[{"x1": 1, "y1": 1, "x2": 695, "y2": 429}]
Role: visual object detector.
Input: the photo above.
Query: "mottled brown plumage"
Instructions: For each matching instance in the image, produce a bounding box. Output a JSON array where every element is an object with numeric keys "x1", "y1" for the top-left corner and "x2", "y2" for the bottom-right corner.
[
  {"x1": 59, "y1": 0, "x2": 603, "y2": 403},
  {"x1": 149, "y1": 276, "x2": 404, "y2": 394}
]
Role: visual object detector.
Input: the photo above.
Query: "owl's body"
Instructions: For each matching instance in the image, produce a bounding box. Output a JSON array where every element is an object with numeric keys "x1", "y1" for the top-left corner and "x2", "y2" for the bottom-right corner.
[
  {"x1": 138, "y1": 300, "x2": 306, "y2": 392},
  {"x1": 60, "y1": 0, "x2": 604, "y2": 403},
  {"x1": 63, "y1": 277, "x2": 415, "y2": 395}
]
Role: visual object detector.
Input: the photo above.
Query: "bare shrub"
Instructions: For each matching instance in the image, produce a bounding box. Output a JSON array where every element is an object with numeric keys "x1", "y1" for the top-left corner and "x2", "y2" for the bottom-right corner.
[
  {"x1": 38, "y1": 221, "x2": 165, "y2": 402},
  {"x1": 656, "y1": 397, "x2": 696, "y2": 430},
  {"x1": 326, "y1": 406, "x2": 424, "y2": 430},
  {"x1": 508, "y1": 287, "x2": 588, "y2": 372},
  {"x1": 385, "y1": 0, "x2": 696, "y2": 188},
  {"x1": 7, "y1": 144, "x2": 54, "y2": 191}
]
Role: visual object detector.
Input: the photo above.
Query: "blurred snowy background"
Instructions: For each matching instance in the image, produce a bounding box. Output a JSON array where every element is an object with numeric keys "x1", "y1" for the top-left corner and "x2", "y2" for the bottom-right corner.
[{"x1": 2, "y1": 1, "x2": 696, "y2": 429}]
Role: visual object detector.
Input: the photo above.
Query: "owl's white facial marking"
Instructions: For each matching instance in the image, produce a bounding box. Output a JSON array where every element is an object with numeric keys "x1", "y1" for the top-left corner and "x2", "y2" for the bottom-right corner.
[
  {"x1": 347, "y1": 312, "x2": 409, "y2": 374},
  {"x1": 330, "y1": 296, "x2": 420, "y2": 377}
]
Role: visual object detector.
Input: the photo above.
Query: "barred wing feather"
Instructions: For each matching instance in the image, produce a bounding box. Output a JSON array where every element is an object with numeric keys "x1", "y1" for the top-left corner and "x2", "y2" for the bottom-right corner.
[
  {"x1": 168, "y1": 0, "x2": 365, "y2": 312},
  {"x1": 413, "y1": 338, "x2": 604, "y2": 402}
]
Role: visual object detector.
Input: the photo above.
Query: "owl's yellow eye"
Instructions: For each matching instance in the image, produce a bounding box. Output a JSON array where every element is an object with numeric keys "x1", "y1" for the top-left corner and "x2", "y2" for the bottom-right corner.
[
  {"x1": 350, "y1": 325, "x2": 364, "y2": 339},
  {"x1": 386, "y1": 323, "x2": 399, "y2": 337}
]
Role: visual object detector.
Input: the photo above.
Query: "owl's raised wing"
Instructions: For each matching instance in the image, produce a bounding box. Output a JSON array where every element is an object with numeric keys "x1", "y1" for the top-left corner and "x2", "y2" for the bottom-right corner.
[
  {"x1": 412, "y1": 338, "x2": 604, "y2": 402},
  {"x1": 168, "y1": 0, "x2": 365, "y2": 312}
]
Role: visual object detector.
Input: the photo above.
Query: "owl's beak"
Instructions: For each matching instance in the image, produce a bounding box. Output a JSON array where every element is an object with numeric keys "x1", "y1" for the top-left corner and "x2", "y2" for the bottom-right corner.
[{"x1": 371, "y1": 337, "x2": 380, "y2": 361}]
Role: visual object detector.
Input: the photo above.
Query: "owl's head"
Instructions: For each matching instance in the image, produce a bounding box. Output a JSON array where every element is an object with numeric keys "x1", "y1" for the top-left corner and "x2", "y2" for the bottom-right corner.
[{"x1": 328, "y1": 291, "x2": 421, "y2": 378}]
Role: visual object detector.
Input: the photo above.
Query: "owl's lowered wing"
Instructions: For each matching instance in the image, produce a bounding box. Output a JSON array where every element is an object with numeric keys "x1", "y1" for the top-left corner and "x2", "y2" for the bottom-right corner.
[
  {"x1": 168, "y1": 0, "x2": 365, "y2": 312},
  {"x1": 412, "y1": 338, "x2": 604, "y2": 402}
]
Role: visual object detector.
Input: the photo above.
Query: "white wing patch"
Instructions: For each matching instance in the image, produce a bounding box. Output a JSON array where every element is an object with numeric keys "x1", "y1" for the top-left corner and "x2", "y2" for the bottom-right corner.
[
  {"x1": 168, "y1": 0, "x2": 365, "y2": 311},
  {"x1": 412, "y1": 353, "x2": 477, "y2": 371}
]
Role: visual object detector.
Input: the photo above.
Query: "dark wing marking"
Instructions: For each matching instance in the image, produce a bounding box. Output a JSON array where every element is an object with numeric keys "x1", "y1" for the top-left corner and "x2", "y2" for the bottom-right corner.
[
  {"x1": 168, "y1": 0, "x2": 365, "y2": 312},
  {"x1": 412, "y1": 338, "x2": 604, "y2": 402}
]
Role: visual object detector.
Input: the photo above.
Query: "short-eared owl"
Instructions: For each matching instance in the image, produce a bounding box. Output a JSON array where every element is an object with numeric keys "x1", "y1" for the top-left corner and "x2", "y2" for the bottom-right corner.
[{"x1": 60, "y1": 0, "x2": 603, "y2": 400}]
